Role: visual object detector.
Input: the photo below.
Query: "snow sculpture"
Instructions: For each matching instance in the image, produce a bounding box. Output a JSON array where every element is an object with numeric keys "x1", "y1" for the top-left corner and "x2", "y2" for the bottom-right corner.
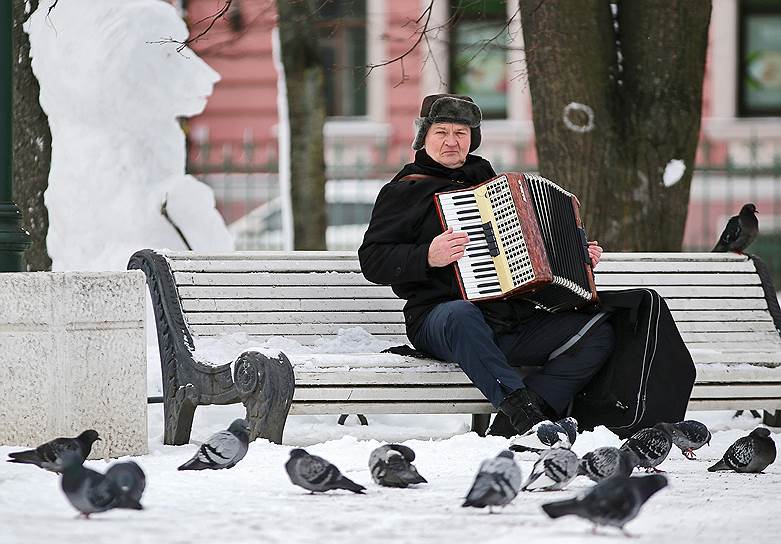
[{"x1": 27, "y1": 0, "x2": 233, "y2": 271}]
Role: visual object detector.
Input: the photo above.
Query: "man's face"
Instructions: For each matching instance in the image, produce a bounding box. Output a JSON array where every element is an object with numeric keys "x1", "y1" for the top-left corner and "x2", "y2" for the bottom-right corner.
[{"x1": 424, "y1": 122, "x2": 471, "y2": 169}]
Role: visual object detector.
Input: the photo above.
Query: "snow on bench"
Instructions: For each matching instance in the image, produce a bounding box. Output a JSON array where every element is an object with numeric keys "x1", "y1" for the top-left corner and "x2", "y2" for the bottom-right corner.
[{"x1": 129, "y1": 250, "x2": 781, "y2": 445}]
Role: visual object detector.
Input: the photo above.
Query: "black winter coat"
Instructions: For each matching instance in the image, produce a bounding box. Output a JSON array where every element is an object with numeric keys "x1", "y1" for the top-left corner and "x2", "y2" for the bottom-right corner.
[{"x1": 358, "y1": 150, "x2": 537, "y2": 341}]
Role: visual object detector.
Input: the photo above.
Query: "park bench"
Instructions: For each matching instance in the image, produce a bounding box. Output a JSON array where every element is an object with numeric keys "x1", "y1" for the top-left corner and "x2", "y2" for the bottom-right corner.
[{"x1": 129, "y1": 250, "x2": 781, "y2": 445}]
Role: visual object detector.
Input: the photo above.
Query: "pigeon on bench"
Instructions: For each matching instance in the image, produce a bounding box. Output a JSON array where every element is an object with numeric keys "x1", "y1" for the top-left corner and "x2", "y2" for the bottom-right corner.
[
  {"x1": 656, "y1": 420, "x2": 711, "y2": 460},
  {"x1": 7, "y1": 430, "x2": 101, "y2": 473},
  {"x1": 286, "y1": 448, "x2": 366, "y2": 494},
  {"x1": 60, "y1": 452, "x2": 145, "y2": 518},
  {"x1": 712, "y1": 203, "x2": 759, "y2": 254},
  {"x1": 178, "y1": 418, "x2": 250, "y2": 471},
  {"x1": 578, "y1": 447, "x2": 637, "y2": 482},
  {"x1": 522, "y1": 446, "x2": 579, "y2": 492},
  {"x1": 510, "y1": 417, "x2": 578, "y2": 453},
  {"x1": 369, "y1": 444, "x2": 427, "y2": 488},
  {"x1": 708, "y1": 427, "x2": 777, "y2": 473},
  {"x1": 619, "y1": 424, "x2": 672, "y2": 472},
  {"x1": 542, "y1": 474, "x2": 668, "y2": 536},
  {"x1": 462, "y1": 450, "x2": 522, "y2": 512}
]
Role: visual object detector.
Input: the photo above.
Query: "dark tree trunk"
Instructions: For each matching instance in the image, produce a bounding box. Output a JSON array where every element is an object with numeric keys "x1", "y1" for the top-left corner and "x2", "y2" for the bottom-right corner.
[
  {"x1": 276, "y1": 0, "x2": 327, "y2": 250},
  {"x1": 12, "y1": 0, "x2": 51, "y2": 270},
  {"x1": 519, "y1": 0, "x2": 711, "y2": 251}
]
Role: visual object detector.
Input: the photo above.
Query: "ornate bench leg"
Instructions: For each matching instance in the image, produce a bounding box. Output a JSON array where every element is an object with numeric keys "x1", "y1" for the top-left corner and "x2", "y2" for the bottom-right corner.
[
  {"x1": 165, "y1": 383, "x2": 199, "y2": 445},
  {"x1": 233, "y1": 350, "x2": 295, "y2": 444},
  {"x1": 763, "y1": 410, "x2": 781, "y2": 427},
  {"x1": 471, "y1": 413, "x2": 491, "y2": 437}
]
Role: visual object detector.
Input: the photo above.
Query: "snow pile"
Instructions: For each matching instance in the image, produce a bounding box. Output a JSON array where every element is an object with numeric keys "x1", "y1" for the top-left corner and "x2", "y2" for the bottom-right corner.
[
  {"x1": 25, "y1": 0, "x2": 233, "y2": 272},
  {"x1": 663, "y1": 159, "x2": 686, "y2": 187}
]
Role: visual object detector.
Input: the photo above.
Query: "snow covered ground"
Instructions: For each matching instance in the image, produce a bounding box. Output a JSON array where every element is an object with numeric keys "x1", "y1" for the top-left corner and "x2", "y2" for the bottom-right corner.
[{"x1": 1, "y1": 406, "x2": 779, "y2": 544}]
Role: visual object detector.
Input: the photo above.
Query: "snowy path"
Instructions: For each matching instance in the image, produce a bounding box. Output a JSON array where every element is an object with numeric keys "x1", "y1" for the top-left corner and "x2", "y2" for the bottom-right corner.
[{"x1": 1, "y1": 406, "x2": 780, "y2": 544}]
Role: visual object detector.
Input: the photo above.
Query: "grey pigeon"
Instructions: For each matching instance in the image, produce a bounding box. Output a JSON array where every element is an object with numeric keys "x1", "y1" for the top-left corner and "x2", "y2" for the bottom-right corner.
[
  {"x1": 708, "y1": 427, "x2": 777, "y2": 473},
  {"x1": 578, "y1": 447, "x2": 637, "y2": 482},
  {"x1": 712, "y1": 203, "x2": 759, "y2": 253},
  {"x1": 104, "y1": 461, "x2": 146, "y2": 504},
  {"x1": 369, "y1": 444, "x2": 427, "y2": 488},
  {"x1": 60, "y1": 452, "x2": 144, "y2": 518},
  {"x1": 510, "y1": 417, "x2": 578, "y2": 452},
  {"x1": 285, "y1": 448, "x2": 366, "y2": 494},
  {"x1": 522, "y1": 446, "x2": 579, "y2": 491},
  {"x1": 657, "y1": 420, "x2": 711, "y2": 460},
  {"x1": 542, "y1": 474, "x2": 668, "y2": 535},
  {"x1": 178, "y1": 418, "x2": 250, "y2": 471},
  {"x1": 462, "y1": 450, "x2": 522, "y2": 512},
  {"x1": 7, "y1": 430, "x2": 100, "y2": 473},
  {"x1": 620, "y1": 423, "x2": 672, "y2": 472}
]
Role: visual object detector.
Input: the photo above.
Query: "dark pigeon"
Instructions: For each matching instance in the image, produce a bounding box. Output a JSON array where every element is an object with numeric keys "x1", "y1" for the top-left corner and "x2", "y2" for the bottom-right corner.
[
  {"x1": 462, "y1": 450, "x2": 522, "y2": 512},
  {"x1": 578, "y1": 447, "x2": 637, "y2": 482},
  {"x1": 104, "y1": 461, "x2": 146, "y2": 504},
  {"x1": 178, "y1": 418, "x2": 250, "y2": 471},
  {"x1": 708, "y1": 427, "x2": 777, "y2": 473},
  {"x1": 712, "y1": 203, "x2": 759, "y2": 253},
  {"x1": 657, "y1": 420, "x2": 711, "y2": 460},
  {"x1": 542, "y1": 474, "x2": 668, "y2": 535},
  {"x1": 369, "y1": 444, "x2": 427, "y2": 488},
  {"x1": 522, "y1": 446, "x2": 578, "y2": 491},
  {"x1": 60, "y1": 453, "x2": 144, "y2": 518},
  {"x1": 620, "y1": 423, "x2": 672, "y2": 472},
  {"x1": 7, "y1": 430, "x2": 100, "y2": 474},
  {"x1": 509, "y1": 417, "x2": 578, "y2": 453},
  {"x1": 285, "y1": 448, "x2": 366, "y2": 494}
]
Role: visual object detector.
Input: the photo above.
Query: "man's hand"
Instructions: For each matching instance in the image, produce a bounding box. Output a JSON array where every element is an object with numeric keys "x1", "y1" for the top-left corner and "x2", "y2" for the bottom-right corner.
[
  {"x1": 588, "y1": 240, "x2": 603, "y2": 268},
  {"x1": 428, "y1": 227, "x2": 470, "y2": 267}
]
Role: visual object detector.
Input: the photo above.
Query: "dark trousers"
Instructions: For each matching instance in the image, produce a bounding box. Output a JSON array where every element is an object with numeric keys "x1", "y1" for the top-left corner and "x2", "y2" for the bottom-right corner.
[{"x1": 412, "y1": 300, "x2": 614, "y2": 414}]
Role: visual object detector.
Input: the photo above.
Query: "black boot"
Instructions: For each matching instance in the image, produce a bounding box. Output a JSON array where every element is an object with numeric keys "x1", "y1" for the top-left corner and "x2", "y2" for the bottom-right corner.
[{"x1": 498, "y1": 387, "x2": 547, "y2": 436}]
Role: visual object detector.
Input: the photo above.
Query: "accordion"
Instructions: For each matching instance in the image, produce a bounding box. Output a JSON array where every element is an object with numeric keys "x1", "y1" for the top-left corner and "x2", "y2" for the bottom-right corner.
[{"x1": 434, "y1": 172, "x2": 598, "y2": 312}]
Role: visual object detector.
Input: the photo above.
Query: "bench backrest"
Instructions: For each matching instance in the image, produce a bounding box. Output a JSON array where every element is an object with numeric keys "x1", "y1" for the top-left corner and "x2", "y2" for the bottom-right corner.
[{"x1": 163, "y1": 251, "x2": 781, "y2": 367}]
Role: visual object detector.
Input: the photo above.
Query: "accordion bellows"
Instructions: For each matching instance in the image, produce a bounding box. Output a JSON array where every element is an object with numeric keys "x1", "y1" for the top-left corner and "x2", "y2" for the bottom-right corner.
[{"x1": 434, "y1": 172, "x2": 598, "y2": 312}]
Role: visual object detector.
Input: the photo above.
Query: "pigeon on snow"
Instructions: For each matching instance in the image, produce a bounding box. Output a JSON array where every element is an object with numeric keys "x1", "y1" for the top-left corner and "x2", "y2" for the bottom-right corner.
[
  {"x1": 620, "y1": 423, "x2": 672, "y2": 472},
  {"x1": 369, "y1": 444, "x2": 427, "y2": 488},
  {"x1": 178, "y1": 418, "x2": 250, "y2": 471},
  {"x1": 656, "y1": 420, "x2": 711, "y2": 460},
  {"x1": 712, "y1": 203, "x2": 759, "y2": 253},
  {"x1": 510, "y1": 417, "x2": 578, "y2": 452},
  {"x1": 578, "y1": 447, "x2": 637, "y2": 482},
  {"x1": 708, "y1": 427, "x2": 777, "y2": 473},
  {"x1": 104, "y1": 461, "x2": 146, "y2": 504},
  {"x1": 542, "y1": 474, "x2": 668, "y2": 535},
  {"x1": 7, "y1": 429, "x2": 101, "y2": 473},
  {"x1": 462, "y1": 450, "x2": 522, "y2": 511},
  {"x1": 522, "y1": 446, "x2": 579, "y2": 492},
  {"x1": 60, "y1": 452, "x2": 144, "y2": 518},
  {"x1": 285, "y1": 448, "x2": 366, "y2": 494}
]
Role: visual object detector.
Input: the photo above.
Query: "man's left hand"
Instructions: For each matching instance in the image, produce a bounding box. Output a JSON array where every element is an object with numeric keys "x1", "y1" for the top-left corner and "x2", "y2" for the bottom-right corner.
[{"x1": 588, "y1": 241, "x2": 603, "y2": 268}]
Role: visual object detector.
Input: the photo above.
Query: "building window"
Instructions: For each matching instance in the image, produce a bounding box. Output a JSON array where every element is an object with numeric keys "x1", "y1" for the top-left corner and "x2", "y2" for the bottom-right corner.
[
  {"x1": 738, "y1": 0, "x2": 781, "y2": 116},
  {"x1": 450, "y1": 0, "x2": 509, "y2": 119},
  {"x1": 318, "y1": 0, "x2": 367, "y2": 117}
]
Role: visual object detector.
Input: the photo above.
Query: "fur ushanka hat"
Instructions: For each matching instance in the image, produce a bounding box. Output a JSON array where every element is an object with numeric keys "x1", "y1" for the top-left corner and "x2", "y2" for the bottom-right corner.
[{"x1": 411, "y1": 94, "x2": 482, "y2": 152}]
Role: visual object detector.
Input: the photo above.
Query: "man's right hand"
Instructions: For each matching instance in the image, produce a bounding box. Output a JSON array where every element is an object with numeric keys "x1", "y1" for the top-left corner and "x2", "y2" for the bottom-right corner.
[{"x1": 428, "y1": 227, "x2": 470, "y2": 267}]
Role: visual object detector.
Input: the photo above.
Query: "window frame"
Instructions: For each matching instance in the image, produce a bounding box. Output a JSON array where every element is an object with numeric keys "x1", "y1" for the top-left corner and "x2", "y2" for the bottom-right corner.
[{"x1": 737, "y1": 0, "x2": 781, "y2": 117}]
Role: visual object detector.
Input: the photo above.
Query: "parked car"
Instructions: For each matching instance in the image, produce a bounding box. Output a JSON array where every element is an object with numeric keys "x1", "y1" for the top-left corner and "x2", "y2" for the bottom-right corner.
[{"x1": 228, "y1": 179, "x2": 384, "y2": 250}]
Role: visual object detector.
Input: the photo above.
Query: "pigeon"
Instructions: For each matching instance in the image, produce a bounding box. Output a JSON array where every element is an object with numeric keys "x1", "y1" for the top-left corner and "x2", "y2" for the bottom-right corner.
[
  {"x1": 712, "y1": 203, "x2": 759, "y2": 253},
  {"x1": 368, "y1": 444, "x2": 427, "y2": 488},
  {"x1": 708, "y1": 427, "x2": 777, "y2": 473},
  {"x1": 104, "y1": 461, "x2": 146, "y2": 504},
  {"x1": 177, "y1": 418, "x2": 250, "y2": 471},
  {"x1": 509, "y1": 417, "x2": 578, "y2": 452},
  {"x1": 542, "y1": 474, "x2": 668, "y2": 535},
  {"x1": 285, "y1": 448, "x2": 366, "y2": 494},
  {"x1": 7, "y1": 430, "x2": 100, "y2": 473},
  {"x1": 578, "y1": 447, "x2": 637, "y2": 482},
  {"x1": 619, "y1": 423, "x2": 672, "y2": 472},
  {"x1": 60, "y1": 452, "x2": 144, "y2": 518},
  {"x1": 656, "y1": 420, "x2": 711, "y2": 460},
  {"x1": 522, "y1": 446, "x2": 579, "y2": 491},
  {"x1": 462, "y1": 450, "x2": 522, "y2": 512}
]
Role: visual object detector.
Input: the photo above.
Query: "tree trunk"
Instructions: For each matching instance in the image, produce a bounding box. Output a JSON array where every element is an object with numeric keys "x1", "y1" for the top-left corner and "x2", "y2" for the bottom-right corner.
[
  {"x1": 12, "y1": 0, "x2": 51, "y2": 270},
  {"x1": 276, "y1": 0, "x2": 327, "y2": 250},
  {"x1": 519, "y1": 0, "x2": 711, "y2": 251}
]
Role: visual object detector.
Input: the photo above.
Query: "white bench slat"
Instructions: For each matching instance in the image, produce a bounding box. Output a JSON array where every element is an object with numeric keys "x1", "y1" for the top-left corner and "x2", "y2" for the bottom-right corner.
[
  {"x1": 672, "y1": 310, "x2": 773, "y2": 321},
  {"x1": 595, "y1": 261, "x2": 756, "y2": 273},
  {"x1": 692, "y1": 384, "x2": 781, "y2": 398},
  {"x1": 289, "y1": 402, "x2": 494, "y2": 415},
  {"x1": 293, "y1": 386, "x2": 487, "y2": 402},
  {"x1": 170, "y1": 260, "x2": 363, "y2": 273},
  {"x1": 597, "y1": 286, "x2": 765, "y2": 298},
  {"x1": 181, "y1": 298, "x2": 407, "y2": 312},
  {"x1": 679, "y1": 331, "x2": 781, "y2": 343},
  {"x1": 687, "y1": 399, "x2": 781, "y2": 411}
]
